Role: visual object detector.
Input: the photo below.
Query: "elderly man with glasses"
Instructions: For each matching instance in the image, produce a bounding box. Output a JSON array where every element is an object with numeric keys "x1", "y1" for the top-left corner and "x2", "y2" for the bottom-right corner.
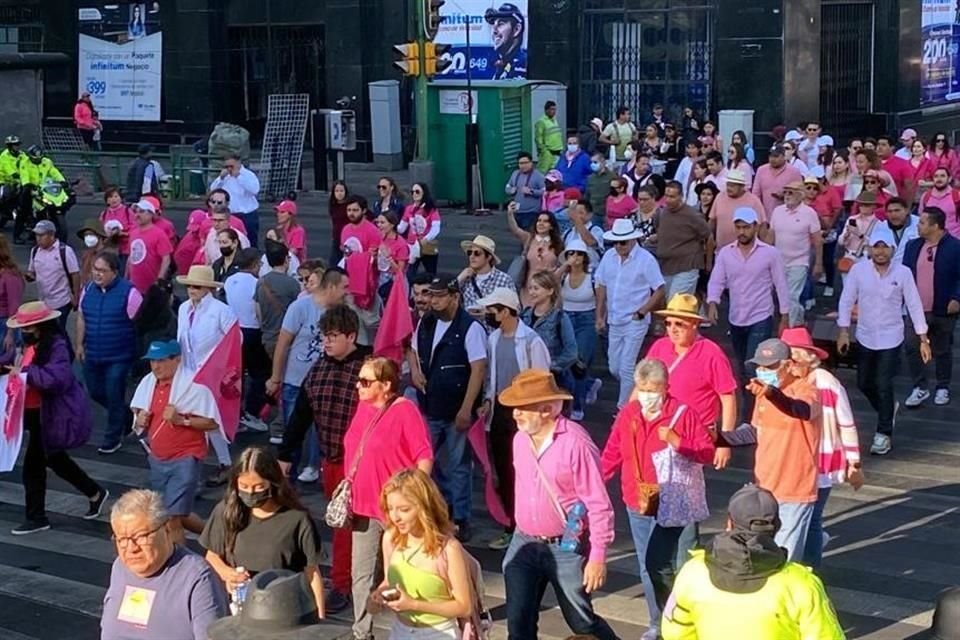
[
  {"x1": 102, "y1": 489, "x2": 228, "y2": 640},
  {"x1": 209, "y1": 154, "x2": 261, "y2": 247}
]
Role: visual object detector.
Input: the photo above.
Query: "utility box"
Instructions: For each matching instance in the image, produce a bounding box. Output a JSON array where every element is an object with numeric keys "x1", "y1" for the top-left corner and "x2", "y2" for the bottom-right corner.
[
  {"x1": 426, "y1": 80, "x2": 564, "y2": 206},
  {"x1": 369, "y1": 80, "x2": 403, "y2": 170},
  {"x1": 326, "y1": 110, "x2": 357, "y2": 151}
]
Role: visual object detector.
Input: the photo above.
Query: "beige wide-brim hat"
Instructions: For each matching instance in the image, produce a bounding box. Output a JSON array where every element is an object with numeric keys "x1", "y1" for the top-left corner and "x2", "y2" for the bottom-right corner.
[
  {"x1": 498, "y1": 369, "x2": 573, "y2": 407},
  {"x1": 654, "y1": 293, "x2": 708, "y2": 322},
  {"x1": 7, "y1": 301, "x2": 61, "y2": 329},
  {"x1": 460, "y1": 235, "x2": 501, "y2": 264},
  {"x1": 176, "y1": 265, "x2": 222, "y2": 289}
]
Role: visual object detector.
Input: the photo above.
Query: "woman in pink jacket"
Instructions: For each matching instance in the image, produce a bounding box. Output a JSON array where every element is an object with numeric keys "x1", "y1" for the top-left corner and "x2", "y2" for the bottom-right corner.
[{"x1": 73, "y1": 92, "x2": 100, "y2": 150}]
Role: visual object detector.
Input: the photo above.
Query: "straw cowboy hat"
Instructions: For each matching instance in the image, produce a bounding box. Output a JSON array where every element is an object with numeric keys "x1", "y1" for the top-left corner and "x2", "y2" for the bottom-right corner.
[
  {"x1": 654, "y1": 293, "x2": 708, "y2": 322},
  {"x1": 498, "y1": 369, "x2": 572, "y2": 407},
  {"x1": 7, "y1": 301, "x2": 61, "y2": 329},
  {"x1": 176, "y1": 265, "x2": 222, "y2": 289},
  {"x1": 460, "y1": 235, "x2": 501, "y2": 265}
]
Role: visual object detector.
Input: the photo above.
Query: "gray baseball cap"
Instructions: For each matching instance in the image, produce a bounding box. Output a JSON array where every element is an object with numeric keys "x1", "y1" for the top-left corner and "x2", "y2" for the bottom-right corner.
[
  {"x1": 747, "y1": 338, "x2": 791, "y2": 367},
  {"x1": 32, "y1": 220, "x2": 56, "y2": 235}
]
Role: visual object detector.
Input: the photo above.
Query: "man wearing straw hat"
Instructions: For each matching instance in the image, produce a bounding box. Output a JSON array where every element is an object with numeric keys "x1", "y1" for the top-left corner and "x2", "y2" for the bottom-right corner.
[
  {"x1": 767, "y1": 181, "x2": 822, "y2": 327},
  {"x1": 498, "y1": 369, "x2": 617, "y2": 640},
  {"x1": 457, "y1": 235, "x2": 517, "y2": 329}
]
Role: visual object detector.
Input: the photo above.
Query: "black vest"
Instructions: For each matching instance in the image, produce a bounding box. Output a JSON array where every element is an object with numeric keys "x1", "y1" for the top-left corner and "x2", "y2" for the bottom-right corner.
[
  {"x1": 416, "y1": 306, "x2": 480, "y2": 420},
  {"x1": 125, "y1": 157, "x2": 158, "y2": 203}
]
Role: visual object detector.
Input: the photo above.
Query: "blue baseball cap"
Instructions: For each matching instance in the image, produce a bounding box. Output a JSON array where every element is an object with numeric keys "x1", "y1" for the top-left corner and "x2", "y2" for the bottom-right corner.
[{"x1": 142, "y1": 340, "x2": 181, "y2": 361}]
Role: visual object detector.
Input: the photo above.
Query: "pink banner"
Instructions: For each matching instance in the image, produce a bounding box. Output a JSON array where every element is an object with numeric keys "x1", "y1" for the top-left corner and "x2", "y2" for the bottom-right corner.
[
  {"x1": 193, "y1": 322, "x2": 243, "y2": 441},
  {"x1": 0, "y1": 373, "x2": 25, "y2": 472},
  {"x1": 373, "y1": 272, "x2": 413, "y2": 364},
  {"x1": 467, "y1": 416, "x2": 510, "y2": 526}
]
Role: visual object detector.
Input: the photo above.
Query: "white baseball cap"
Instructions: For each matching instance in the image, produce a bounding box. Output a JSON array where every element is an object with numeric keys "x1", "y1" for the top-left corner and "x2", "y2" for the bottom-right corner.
[{"x1": 476, "y1": 287, "x2": 520, "y2": 312}]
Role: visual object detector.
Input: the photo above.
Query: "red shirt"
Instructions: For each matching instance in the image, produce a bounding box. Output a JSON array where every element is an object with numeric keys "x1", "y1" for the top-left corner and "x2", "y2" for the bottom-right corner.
[
  {"x1": 128, "y1": 224, "x2": 174, "y2": 293},
  {"x1": 808, "y1": 189, "x2": 842, "y2": 221},
  {"x1": 146, "y1": 380, "x2": 208, "y2": 461},
  {"x1": 882, "y1": 155, "x2": 913, "y2": 198},
  {"x1": 645, "y1": 336, "x2": 738, "y2": 427}
]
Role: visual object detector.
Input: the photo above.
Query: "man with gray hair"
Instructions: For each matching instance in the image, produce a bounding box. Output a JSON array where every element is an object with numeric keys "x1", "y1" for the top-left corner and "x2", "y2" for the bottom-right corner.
[{"x1": 102, "y1": 489, "x2": 227, "y2": 640}]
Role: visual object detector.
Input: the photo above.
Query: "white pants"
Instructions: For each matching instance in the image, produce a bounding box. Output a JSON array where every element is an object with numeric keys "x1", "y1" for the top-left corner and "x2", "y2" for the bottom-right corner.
[
  {"x1": 389, "y1": 619, "x2": 460, "y2": 640},
  {"x1": 607, "y1": 320, "x2": 650, "y2": 408},
  {"x1": 663, "y1": 269, "x2": 700, "y2": 301},
  {"x1": 207, "y1": 430, "x2": 232, "y2": 467},
  {"x1": 785, "y1": 265, "x2": 808, "y2": 327}
]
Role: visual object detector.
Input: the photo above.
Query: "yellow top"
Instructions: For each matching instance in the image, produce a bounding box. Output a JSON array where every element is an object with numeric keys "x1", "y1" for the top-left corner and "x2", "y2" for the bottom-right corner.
[{"x1": 386, "y1": 546, "x2": 454, "y2": 628}]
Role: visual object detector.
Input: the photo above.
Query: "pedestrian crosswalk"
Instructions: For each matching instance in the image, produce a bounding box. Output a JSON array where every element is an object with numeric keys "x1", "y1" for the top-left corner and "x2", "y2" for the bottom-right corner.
[{"x1": 0, "y1": 362, "x2": 957, "y2": 639}]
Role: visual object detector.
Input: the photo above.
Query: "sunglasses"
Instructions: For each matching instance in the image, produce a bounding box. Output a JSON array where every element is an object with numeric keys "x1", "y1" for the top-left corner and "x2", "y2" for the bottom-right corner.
[
  {"x1": 186, "y1": 284, "x2": 204, "y2": 290},
  {"x1": 565, "y1": 250, "x2": 584, "y2": 257},
  {"x1": 467, "y1": 249, "x2": 486, "y2": 257},
  {"x1": 664, "y1": 320, "x2": 689, "y2": 328},
  {"x1": 937, "y1": 138, "x2": 947, "y2": 143},
  {"x1": 412, "y1": 189, "x2": 423, "y2": 194},
  {"x1": 806, "y1": 128, "x2": 819, "y2": 132},
  {"x1": 357, "y1": 377, "x2": 379, "y2": 388},
  {"x1": 864, "y1": 179, "x2": 879, "y2": 185},
  {"x1": 377, "y1": 184, "x2": 389, "y2": 190},
  {"x1": 804, "y1": 185, "x2": 819, "y2": 190},
  {"x1": 614, "y1": 240, "x2": 630, "y2": 246}
]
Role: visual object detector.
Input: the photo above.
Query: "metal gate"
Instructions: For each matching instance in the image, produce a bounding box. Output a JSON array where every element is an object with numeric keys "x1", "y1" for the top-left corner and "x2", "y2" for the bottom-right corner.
[{"x1": 820, "y1": 2, "x2": 874, "y2": 137}]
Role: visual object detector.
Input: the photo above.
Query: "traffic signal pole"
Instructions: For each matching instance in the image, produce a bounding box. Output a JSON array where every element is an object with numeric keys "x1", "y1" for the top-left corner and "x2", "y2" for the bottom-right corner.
[{"x1": 415, "y1": 0, "x2": 429, "y2": 162}]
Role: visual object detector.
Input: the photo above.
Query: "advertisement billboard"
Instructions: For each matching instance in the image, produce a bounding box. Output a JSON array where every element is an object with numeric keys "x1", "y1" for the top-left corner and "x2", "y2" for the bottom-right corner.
[
  {"x1": 77, "y1": 3, "x2": 162, "y2": 121},
  {"x1": 921, "y1": 0, "x2": 960, "y2": 105},
  {"x1": 435, "y1": 1, "x2": 529, "y2": 81}
]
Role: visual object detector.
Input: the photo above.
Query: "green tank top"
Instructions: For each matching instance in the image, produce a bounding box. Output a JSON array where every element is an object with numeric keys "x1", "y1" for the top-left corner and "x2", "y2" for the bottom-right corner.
[{"x1": 386, "y1": 546, "x2": 454, "y2": 628}]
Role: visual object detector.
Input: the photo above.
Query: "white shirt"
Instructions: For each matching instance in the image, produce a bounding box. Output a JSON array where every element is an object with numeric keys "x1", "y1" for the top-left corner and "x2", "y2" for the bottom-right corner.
[
  {"x1": 412, "y1": 317, "x2": 487, "y2": 364},
  {"x1": 895, "y1": 147, "x2": 911, "y2": 161},
  {"x1": 176, "y1": 293, "x2": 238, "y2": 371},
  {"x1": 837, "y1": 260, "x2": 928, "y2": 350},
  {"x1": 485, "y1": 322, "x2": 551, "y2": 403},
  {"x1": 674, "y1": 156, "x2": 695, "y2": 192},
  {"x1": 595, "y1": 243, "x2": 665, "y2": 326},
  {"x1": 209, "y1": 166, "x2": 261, "y2": 214},
  {"x1": 223, "y1": 271, "x2": 259, "y2": 329},
  {"x1": 879, "y1": 216, "x2": 920, "y2": 265},
  {"x1": 204, "y1": 227, "x2": 250, "y2": 265},
  {"x1": 259, "y1": 252, "x2": 301, "y2": 279}
]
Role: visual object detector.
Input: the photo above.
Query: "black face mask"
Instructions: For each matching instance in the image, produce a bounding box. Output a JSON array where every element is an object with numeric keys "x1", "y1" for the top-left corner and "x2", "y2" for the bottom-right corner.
[
  {"x1": 484, "y1": 312, "x2": 501, "y2": 329},
  {"x1": 220, "y1": 246, "x2": 235, "y2": 257},
  {"x1": 21, "y1": 332, "x2": 39, "y2": 345},
  {"x1": 238, "y1": 487, "x2": 272, "y2": 508}
]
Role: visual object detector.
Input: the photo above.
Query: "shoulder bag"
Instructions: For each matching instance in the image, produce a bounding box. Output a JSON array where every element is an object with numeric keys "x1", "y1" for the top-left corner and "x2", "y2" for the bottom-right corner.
[
  {"x1": 629, "y1": 404, "x2": 687, "y2": 517},
  {"x1": 838, "y1": 217, "x2": 877, "y2": 274}
]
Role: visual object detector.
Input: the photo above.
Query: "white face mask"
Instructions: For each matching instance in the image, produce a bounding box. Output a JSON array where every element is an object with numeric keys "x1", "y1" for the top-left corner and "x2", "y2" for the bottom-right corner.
[
  {"x1": 83, "y1": 235, "x2": 99, "y2": 248},
  {"x1": 636, "y1": 391, "x2": 664, "y2": 415}
]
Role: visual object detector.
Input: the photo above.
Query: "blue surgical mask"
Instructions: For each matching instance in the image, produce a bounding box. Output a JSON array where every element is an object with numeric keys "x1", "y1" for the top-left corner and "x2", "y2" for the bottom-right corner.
[
  {"x1": 590, "y1": 161, "x2": 601, "y2": 172},
  {"x1": 755, "y1": 367, "x2": 780, "y2": 388},
  {"x1": 567, "y1": 143, "x2": 579, "y2": 154}
]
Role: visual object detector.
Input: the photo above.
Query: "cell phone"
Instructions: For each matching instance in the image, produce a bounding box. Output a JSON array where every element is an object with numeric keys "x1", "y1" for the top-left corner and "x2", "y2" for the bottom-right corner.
[
  {"x1": 847, "y1": 218, "x2": 857, "y2": 226},
  {"x1": 381, "y1": 588, "x2": 400, "y2": 602}
]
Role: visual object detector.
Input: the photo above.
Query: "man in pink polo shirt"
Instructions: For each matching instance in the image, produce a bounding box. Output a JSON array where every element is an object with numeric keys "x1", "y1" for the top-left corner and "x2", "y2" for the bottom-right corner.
[
  {"x1": 340, "y1": 195, "x2": 381, "y2": 257},
  {"x1": 769, "y1": 182, "x2": 823, "y2": 327},
  {"x1": 498, "y1": 369, "x2": 617, "y2": 640},
  {"x1": 878, "y1": 134, "x2": 915, "y2": 208},
  {"x1": 752, "y1": 145, "x2": 804, "y2": 219},
  {"x1": 710, "y1": 168, "x2": 766, "y2": 248}
]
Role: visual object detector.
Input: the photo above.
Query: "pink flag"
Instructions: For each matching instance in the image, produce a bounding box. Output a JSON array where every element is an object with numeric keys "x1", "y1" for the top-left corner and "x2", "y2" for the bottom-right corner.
[
  {"x1": 467, "y1": 416, "x2": 511, "y2": 526},
  {"x1": 345, "y1": 251, "x2": 376, "y2": 310},
  {"x1": 0, "y1": 373, "x2": 25, "y2": 472},
  {"x1": 373, "y1": 272, "x2": 413, "y2": 364},
  {"x1": 193, "y1": 321, "x2": 243, "y2": 441}
]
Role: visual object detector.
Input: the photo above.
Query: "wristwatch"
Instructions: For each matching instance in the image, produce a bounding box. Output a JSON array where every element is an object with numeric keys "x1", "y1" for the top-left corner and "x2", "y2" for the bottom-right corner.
[{"x1": 635, "y1": 311, "x2": 646, "y2": 321}]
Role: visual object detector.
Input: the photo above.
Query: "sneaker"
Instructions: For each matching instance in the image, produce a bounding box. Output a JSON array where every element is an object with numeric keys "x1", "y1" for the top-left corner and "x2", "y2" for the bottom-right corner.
[
  {"x1": 570, "y1": 409, "x2": 585, "y2": 421},
  {"x1": 823, "y1": 286, "x2": 834, "y2": 297},
  {"x1": 488, "y1": 532, "x2": 513, "y2": 550},
  {"x1": 870, "y1": 433, "x2": 892, "y2": 456},
  {"x1": 585, "y1": 379, "x2": 602, "y2": 405},
  {"x1": 84, "y1": 488, "x2": 109, "y2": 520},
  {"x1": 97, "y1": 442, "x2": 122, "y2": 455},
  {"x1": 821, "y1": 530, "x2": 832, "y2": 551},
  {"x1": 904, "y1": 387, "x2": 930, "y2": 408},
  {"x1": 641, "y1": 629, "x2": 660, "y2": 640},
  {"x1": 269, "y1": 434, "x2": 284, "y2": 445},
  {"x1": 11, "y1": 519, "x2": 50, "y2": 535},
  {"x1": 804, "y1": 299, "x2": 815, "y2": 311},
  {"x1": 454, "y1": 520, "x2": 472, "y2": 543},
  {"x1": 297, "y1": 466, "x2": 319, "y2": 483},
  {"x1": 935, "y1": 389, "x2": 951, "y2": 406},
  {"x1": 240, "y1": 412, "x2": 270, "y2": 432},
  {"x1": 205, "y1": 465, "x2": 231, "y2": 488},
  {"x1": 325, "y1": 589, "x2": 351, "y2": 614}
]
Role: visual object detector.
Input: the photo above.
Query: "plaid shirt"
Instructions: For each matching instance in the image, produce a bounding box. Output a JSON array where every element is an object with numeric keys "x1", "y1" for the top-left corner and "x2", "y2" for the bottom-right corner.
[
  {"x1": 302, "y1": 345, "x2": 370, "y2": 463},
  {"x1": 460, "y1": 268, "x2": 517, "y2": 330}
]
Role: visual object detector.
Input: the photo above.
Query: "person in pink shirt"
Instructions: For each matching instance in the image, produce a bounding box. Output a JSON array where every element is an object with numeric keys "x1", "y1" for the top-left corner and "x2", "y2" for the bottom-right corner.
[
  {"x1": 340, "y1": 196, "x2": 381, "y2": 259},
  {"x1": 878, "y1": 134, "x2": 915, "y2": 207},
  {"x1": 99, "y1": 187, "x2": 134, "y2": 272},
  {"x1": 373, "y1": 211, "x2": 410, "y2": 301},
  {"x1": 927, "y1": 132, "x2": 960, "y2": 181},
  {"x1": 804, "y1": 172, "x2": 842, "y2": 294},
  {"x1": 140, "y1": 194, "x2": 178, "y2": 247},
  {"x1": 73, "y1": 91, "x2": 100, "y2": 149},
  {"x1": 268, "y1": 199, "x2": 307, "y2": 262},
  {"x1": 496, "y1": 369, "x2": 617, "y2": 640},
  {"x1": 399, "y1": 182, "x2": 441, "y2": 275},
  {"x1": 174, "y1": 210, "x2": 208, "y2": 277},
  {"x1": 920, "y1": 167, "x2": 960, "y2": 237},
  {"x1": 752, "y1": 145, "x2": 804, "y2": 219},
  {"x1": 604, "y1": 175, "x2": 637, "y2": 229},
  {"x1": 126, "y1": 199, "x2": 174, "y2": 293},
  {"x1": 828, "y1": 151, "x2": 852, "y2": 203},
  {"x1": 541, "y1": 169, "x2": 567, "y2": 213},
  {"x1": 710, "y1": 168, "x2": 766, "y2": 248},
  {"x1": 768, "y1": 182, "x2": 823, "y2": 326},
  {"x1": 907, "y1": 139, "x2": 935, "y2": 189}
]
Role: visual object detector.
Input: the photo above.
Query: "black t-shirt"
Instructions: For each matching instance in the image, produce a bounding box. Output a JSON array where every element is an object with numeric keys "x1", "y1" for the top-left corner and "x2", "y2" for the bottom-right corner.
[{"x1": 200, "y1": 502, "x2": 322, "y2": 574}]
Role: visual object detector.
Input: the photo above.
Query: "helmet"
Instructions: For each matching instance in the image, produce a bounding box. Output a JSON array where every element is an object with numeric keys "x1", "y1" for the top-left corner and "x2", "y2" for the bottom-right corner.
[
  {"x1": 4, "y1": 135, "x2": 19, "y2": 146},
  {"x1": 26, "y1": 145, "x2": 42, "y2": 159}
]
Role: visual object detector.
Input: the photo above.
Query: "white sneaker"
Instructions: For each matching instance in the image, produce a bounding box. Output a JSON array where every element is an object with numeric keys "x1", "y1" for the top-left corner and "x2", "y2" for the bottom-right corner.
[
  {"x1": 823, "y1": 286, "x2": 834, "y2": 297},
  {"x1": 297, "y1": 466, "x2": 320, "y2": 483},
  {"x1": 821, "y1": 530, "x2": 832, "y2": 551},
  {"x1": 936, "y1": 389, "x2": 951, "y2": 405},
  {"x1": 870, "y1": 433, "x2": 892, "y2": 456},
  {"x1": 641, "y1": 629, "x2": 660, "y2": 640},
  {"x1": 240, "y1": 412, "x2": 270, "y2": 432},
  {"x1": 585, "y1": 379, "x2": 602, "y2": 405},
  {"x1": 269, "y1": 434, "x2": 283, "y2": 445},
  {"x1": 570, "y1": 409, "x2": 584, "y2": 421},
  {"x1": 904, "y1": 387, "x2": 930, "y2": 408}
]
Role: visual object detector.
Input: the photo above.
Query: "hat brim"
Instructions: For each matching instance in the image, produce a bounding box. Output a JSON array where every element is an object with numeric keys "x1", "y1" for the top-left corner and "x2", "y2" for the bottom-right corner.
[
  {"x1": 7, "y1": 310, "x2": 61, "y2": 329},
  {"x1": 460, "y1": 240, "x2": 501, "y2": 265},
  {"x1": 790, "y1": 343, "x2": 830, "y2": 361},
  {"x1": 76, "y1": 227, "x2": 106, "y2": 239},
  {"x1": 746, "y1": 356, "x2": 782, "y2": 367},
  {"x1": 207, "y1": 617, "x2": 353, "y2": 640},
  {"x1": 653, "y1": 309, "x2": 707, "y2": 322},
  {"x1": 498, "y1": 388, "x2": 573, "y2": 407},
  {"x1": 485, "y1": 11, "x2": 521, "y2": 24},
  {"x1": 602, "y1": 230, "x2": 643, "y2": 242},
  {"x1": 176, "y1": 276, "x2": 223, "y2": 288}
]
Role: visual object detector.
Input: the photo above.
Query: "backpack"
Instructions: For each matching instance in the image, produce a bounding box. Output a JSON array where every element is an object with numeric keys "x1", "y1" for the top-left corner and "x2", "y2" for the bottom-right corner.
[{"x1": 30, "y1": 244, "x2": 75, "y2": 297}]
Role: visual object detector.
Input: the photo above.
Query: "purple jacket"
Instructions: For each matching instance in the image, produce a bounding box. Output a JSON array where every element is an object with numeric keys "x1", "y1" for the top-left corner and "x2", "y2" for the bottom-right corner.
[{"x1": 24, "y1": 337, "x2": 92, "y2": 451}]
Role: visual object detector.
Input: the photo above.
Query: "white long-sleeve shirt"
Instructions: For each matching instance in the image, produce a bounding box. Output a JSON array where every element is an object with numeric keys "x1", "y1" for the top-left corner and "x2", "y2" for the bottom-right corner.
[
  {"x1": 837, "y1": 260, "x2": 927, "y2": 350},
  {"x1": 177, "y1": 292, "x2": 238, "y2": 371},
  {"x1": 209, "y1": 166, "x2": 261, "y2": 214}
]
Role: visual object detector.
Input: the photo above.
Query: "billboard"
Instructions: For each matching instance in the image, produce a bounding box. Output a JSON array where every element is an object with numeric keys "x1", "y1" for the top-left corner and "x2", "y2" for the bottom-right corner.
[
  {"x1": 921, "y1": 0, "x2": 960, "y2": 105},
  {"x1": 435, "y1": 1, "x2": 529, "y2": 81},
  {"x1": 77, "y1": 3, "x2": 162, "y2": 121}
]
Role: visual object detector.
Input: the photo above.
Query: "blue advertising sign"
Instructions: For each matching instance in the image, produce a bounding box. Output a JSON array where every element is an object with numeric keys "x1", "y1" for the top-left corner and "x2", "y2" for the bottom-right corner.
[
  {"x1": 434, "y1": 1, "x2": 529, "y2": 81},
  {"x1": 921, "y1": 0, "x2": 960, "y2": 105}
]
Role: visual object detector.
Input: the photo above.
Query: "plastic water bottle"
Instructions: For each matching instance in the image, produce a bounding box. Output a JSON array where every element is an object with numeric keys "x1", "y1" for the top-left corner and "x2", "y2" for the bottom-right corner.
[
  {"x1": 231, "y1": 566, "x2": 248, "y2": 616},
  {"x1": 559, "y1": 502, "x2": 587, "y2": 552}
]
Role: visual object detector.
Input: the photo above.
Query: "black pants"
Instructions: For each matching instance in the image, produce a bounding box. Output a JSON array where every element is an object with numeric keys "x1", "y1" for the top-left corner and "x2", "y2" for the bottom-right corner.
[
  {"x1": 23, "y1": 408, "x2": 100, "y2": 522},
  {"x1": 489, "y1": 400, "x2": 516, "y2": 531},
  {"x1": 240, "y1": 327, "x2": 271, "y2": 415},
  {"x1": 645, "y1": 524, "x2": 686, "y2": 610},
  {"x1": 856, "y1": 344, "x2": 900, "y2": 436},
  {"x1": 905, "y1": 313, "x2": 957, "y2": 390}
]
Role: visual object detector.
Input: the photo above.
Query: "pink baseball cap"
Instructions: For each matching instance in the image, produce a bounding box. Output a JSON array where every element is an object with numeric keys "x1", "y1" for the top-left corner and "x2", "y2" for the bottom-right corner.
[
  {"x1": 900, "y1": 128, "x2": 918, "y2": 141},
  {"x1": 275, "y1": 200, "x2": 298, "y2": 215}
]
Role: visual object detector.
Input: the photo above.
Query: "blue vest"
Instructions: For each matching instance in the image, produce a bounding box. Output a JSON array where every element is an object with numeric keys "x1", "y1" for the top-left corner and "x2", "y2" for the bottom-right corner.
[
  {"x1": 416, "y1": 306, "x2": 480, "y2": 421},
  {"x1": 81, "y1": 277, "x2": 137, "y2": 363}
]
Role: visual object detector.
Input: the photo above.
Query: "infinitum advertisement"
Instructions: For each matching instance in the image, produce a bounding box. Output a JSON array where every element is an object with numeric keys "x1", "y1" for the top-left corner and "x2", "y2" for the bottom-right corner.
[
  {"x1": 921, "y1": 0, "x2": 960, "y2": 105},
  {"x1": 77, "y1": 3, "x2": 162, "y2": 121},
  {"x1": 434, "y1": 1, "x2": 529, "y2": 81}
]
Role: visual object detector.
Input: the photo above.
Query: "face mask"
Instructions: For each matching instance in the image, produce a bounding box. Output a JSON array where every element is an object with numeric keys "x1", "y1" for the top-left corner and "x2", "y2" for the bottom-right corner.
[
  {"x1": 624, "y1": 149, "x2": 635, "y2": 161},
  {"x1": 220, "y1": 246, "x2": 235, "y2": 257},
  {"x1": 567, "y1": 143, "x2": 579, "y2": 154},
  {"x1": 545, "y1": 181, "x2": 558, "y2": 191},
  {"x1": 590, "y1": 161, "x2": 601, "y2": 172},
  {"x1": 484, "y1": 312, "x2": 501, "y2": 329},
  {"x1": 755, "y1": 367, "x2": 780, "y2": 388},
  {"x1": 21, "y1": 332, "x2": 39, "y2": 345},
  {"x1": 238, "y1": 487, "x2": 272, "y2": 509},
  {"x1": 83, "y1": 235, "x2": 99, "y2": 248},
  {"x1": 636, "y1": 391, "x2": 664, "y2": 415}
]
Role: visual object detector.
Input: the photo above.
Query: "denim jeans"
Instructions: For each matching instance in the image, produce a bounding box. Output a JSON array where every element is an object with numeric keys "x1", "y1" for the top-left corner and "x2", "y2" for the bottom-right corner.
[
  {"x1": 283, "y1": 382, "x2": 318, "y2": 478},
  {"x1": 502, "y1": 532, "x2": 618, "y2": 640},
  {"x1": 83, "y1": 359, "x2": 133, "y2": 448},
  {"x1": 427, "y1": 418, "x2": 472, "y2": 522},
  {"x1": 784, "y1": 265, "x2": 809, "y2": 326},
  {"x1": 645, "y1": 524, "x2": 686, "y2": 610},
  {"x1": 856, "y1": 344, "x2": 900, "y2": 436},
  {"x1": 239, "y1": 210, "x2": 259, "y2": 248},
  {"x1": 626, "y1": 510, "x2": 660, "y2": 631},
  {"x1": 729, "y1": 315, "x2": 774, "y2": 419},
  {"x1": 775, "y1": 501, "x2": 815, "y2": 562},
  {"x1": 607, "y1": 320, "x2": 649, "y2": 408},
  {"x1": 802, "y1": 486, "x2": 831, "y2": 568},
  {"x1": 662, "y1": 269, "x2": 700, "y2": 301},
  {"x1": 568, "y1": 310, "x2": 599, "y2": 412}
]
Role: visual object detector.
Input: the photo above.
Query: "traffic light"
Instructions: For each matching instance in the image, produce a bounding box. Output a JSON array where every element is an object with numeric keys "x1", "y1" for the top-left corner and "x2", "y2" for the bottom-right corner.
[
  {"x1": 393, "y1": 42, "x2": 420, "y2": 77},
  {"x1": 425, "y1": 0, "x2": 445, "y2": 40},
  {"x1": 424, "y1": 42, "x2": 453, "y2": 77}
]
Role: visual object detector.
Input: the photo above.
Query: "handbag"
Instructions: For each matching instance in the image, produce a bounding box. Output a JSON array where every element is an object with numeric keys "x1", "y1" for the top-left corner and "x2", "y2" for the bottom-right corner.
[
  {"x1": 324, "y1": 401, "x2": 392, "y2": 528},
  {"x1": 651, "y1": 406, "x2": 709, "y2": 528},
  {"x1": 419, "y1": 238, "x2": 439, "y2": 256},
  {"x1": 838, "y1": 218, "x2": 877, "y2": 274},
  {"x1": 629, "y1": 405, "x2": 688, "y2": 517}
]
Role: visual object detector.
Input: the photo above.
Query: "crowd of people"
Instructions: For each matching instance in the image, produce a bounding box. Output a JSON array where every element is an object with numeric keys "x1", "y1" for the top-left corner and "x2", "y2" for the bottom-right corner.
[{"x1": 1, "y1": 106, "x2": 958, "y2": 640}]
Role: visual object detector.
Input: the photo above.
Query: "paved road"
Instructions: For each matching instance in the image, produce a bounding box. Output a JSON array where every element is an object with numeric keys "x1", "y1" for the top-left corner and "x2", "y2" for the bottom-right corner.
[{"x1": 0, "y1": 177, "x2": 954, "y2": 639}]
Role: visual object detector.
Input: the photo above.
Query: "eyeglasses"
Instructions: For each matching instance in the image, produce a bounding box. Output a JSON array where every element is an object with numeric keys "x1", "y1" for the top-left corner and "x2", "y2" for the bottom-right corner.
[
  {"x1": 804, "y1": 185, "x2": 819, "y2": 190},
  {"x1": 112, "y1": 521, "x2": 167, "y2": 549},
  {"x1": 864, "y1": 179, "x2": 879, "y2": 185},
  {"x1": 323, "y1": 332, "x2": 344, "y2": 340},
  {"x1": 186, "y1": 284, "x2": 204, "y2": 290},
  {"x1": 565, "y1": 250, "x2": 584, "y2": 257},
  {"x1": 412, "y1": 189, "x2": 423, "y2": 194},
  {"x1": 357, "y1": 377, "x2": 379, "y2": 388},
  {"x1": 208, "y1": 199, "x2": 225, "y2": 205},
  {"x1": 467, "y1": 249, "x2": 486, "y2": 257},
  {"x1": 927, "y1": 246, "x2": 935, "y2": 262},
  {"x1": 664, "y1": 320, "x2": 690, "y2": 328},
  {"x1": 377, "y1": 184, "x2": 389, "y2": 190},
  {"x1": 613, "y1": 240, "x2": 630, "y2": 246}
]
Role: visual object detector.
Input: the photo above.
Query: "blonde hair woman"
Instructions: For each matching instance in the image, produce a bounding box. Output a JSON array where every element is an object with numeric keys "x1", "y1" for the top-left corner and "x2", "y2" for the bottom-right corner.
[{"x1": 520, "y1": 270, "x2": 579, "y2": 395}]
